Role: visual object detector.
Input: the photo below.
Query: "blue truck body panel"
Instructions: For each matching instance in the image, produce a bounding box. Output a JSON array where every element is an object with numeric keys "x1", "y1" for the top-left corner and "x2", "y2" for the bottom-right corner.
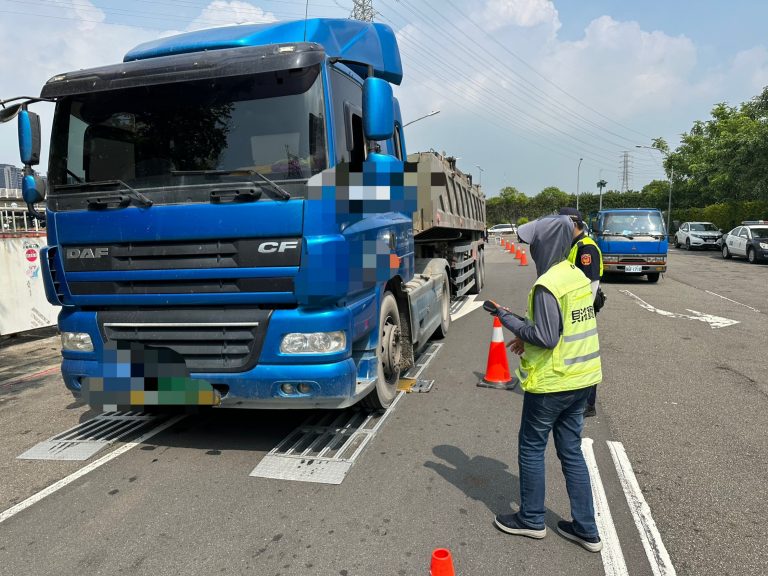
[{"x1": 124, "y1": 18, "x2": 403, "y2": 85}]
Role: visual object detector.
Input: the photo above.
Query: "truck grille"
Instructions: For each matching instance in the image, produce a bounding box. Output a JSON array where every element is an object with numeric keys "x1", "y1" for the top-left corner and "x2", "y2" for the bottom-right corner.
[
  {"x1": 63, "y1": 238, "x2": 301, "y2": 271},
  {"x1": 98, "y1": 308, "x2": 271, "y2": 373},
  {"x1": 70, "y1": 277, "x2": 293, "y2": 295}
]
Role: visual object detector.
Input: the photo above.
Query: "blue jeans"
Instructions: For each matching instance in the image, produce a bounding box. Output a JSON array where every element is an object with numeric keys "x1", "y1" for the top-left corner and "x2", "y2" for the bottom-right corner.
[{"x1": 517, "y1": 387, "x2": 598, "y2": 538}]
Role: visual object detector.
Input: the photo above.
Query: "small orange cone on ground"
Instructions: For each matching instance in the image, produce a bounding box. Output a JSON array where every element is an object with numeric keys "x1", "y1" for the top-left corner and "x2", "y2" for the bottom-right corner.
[
  {"x1": 477, "y1": 317, "x2": 516, "y2": 390},
  {"x1": 515, "y1": 246, "x2": 522, "y2": 259},
  {"x1": 430, "y1": 548, "x2": 455, "y2": 576},
  {"x1": 520, "y1": 249, "x2": 529, "y2": 266}
]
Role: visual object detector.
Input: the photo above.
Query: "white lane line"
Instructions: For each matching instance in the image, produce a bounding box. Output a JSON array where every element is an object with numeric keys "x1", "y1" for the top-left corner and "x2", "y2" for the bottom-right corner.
[
  {"x1": 608, "y1": 441, "x2": 677, "y2": 576},
  {"x1": 620, "y1": 290, "x2": 739, "y2": 329},
  {"x1": 0, "y1": 415, "x2": 184, "y2": 525},
  {"x1": 582, "y1": 437, "x2": 629, "y2": 576},
  {"x1": 704, "y1": 290, "x2": 761, "y2": 313},
  {"x1": 450, "y1": 295, "x2": 484, "y2": 322}
]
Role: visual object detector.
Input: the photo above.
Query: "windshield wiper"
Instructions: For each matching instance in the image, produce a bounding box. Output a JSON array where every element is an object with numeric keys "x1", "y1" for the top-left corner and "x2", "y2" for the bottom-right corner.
[
  {"x1": 56, "y1": 180, "x2": 153, "y2": 208},
  {"x1": 171, "y1": 169, "x2": 291, "y2": 200}
]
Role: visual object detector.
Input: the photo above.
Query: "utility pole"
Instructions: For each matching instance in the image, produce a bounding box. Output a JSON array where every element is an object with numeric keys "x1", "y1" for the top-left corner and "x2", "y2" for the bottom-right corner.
[
  {"x1": 597, "y1": 179, "x2": 607, "y2": 210},
  {"x1": 576, "y1": 157, "x2": 583, "y2": 211},
  {"x1": 351, "y1": 0, "x2": 375, "y2": 21}
]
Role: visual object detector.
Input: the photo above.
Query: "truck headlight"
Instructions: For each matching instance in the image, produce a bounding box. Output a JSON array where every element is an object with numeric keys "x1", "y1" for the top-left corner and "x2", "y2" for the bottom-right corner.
[
  {"x1": 603, "y1": 256, "x2": 619, "y2": 263},
  {"x1": 760, "y1": 242, "x2": 768, "y2": 250},
  {"x1": 280, "y1": 331, "x2": 346, "y2": 354},
  {"x1": 60, "y1": 332, "x2": 94, "y2": 352}
]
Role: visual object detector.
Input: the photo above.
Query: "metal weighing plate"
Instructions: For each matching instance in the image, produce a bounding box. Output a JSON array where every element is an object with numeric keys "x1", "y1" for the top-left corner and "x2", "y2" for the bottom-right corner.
[
  {"x1": 250, "y1": 341, "x2": 443, "y2": 485},
  {"x1": 18, "y1": 411, "x2": 158, "y2": 461},
  {"x1": 250, "y1": 394, "x2": 404, "y2": 484}
]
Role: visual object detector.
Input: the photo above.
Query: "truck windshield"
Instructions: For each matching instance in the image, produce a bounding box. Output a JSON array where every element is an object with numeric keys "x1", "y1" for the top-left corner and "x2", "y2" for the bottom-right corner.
[
  {"x1": 602, "y1": 211, "x2": 665, "y2": 236},
  {"x1": 48, "y1": 65, "x2": 327, "y2": 196}
]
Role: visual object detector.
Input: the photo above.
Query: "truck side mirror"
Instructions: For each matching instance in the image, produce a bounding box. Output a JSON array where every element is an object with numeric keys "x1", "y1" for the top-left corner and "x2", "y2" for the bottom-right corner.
[
  {"x1": 22, "y1": 171, "x2": 46, "y2": 204},
  {"x1": 362, "y1": 77, "x2": 394, "y2": 142},
  {"x1": 18, "y1": 109, "x2": 42, "y2": 166}
]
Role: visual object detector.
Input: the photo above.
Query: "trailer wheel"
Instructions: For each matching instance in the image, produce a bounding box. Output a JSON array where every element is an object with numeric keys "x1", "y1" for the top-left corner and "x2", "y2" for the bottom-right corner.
[
  {"x1": 363, "y1": 292, "x2": 402, "y2": 410},
  {"x1": 434, "y1": 271, "x2": 451, "y2": 339},
  {"x1": 467, "y1": 252, "x2": 484, "y2": 295}
]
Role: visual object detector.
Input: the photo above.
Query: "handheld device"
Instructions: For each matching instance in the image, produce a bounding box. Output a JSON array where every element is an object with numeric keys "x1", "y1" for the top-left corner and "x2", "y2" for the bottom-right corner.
[{"x1": 483, "y1": 300, "x2": 499, "y2": 314}]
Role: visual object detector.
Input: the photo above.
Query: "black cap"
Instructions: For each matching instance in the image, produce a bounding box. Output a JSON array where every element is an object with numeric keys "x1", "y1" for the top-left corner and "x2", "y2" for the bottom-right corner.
[{"x1": 559, "y1": 207, "x2": 584, "y2": 227}]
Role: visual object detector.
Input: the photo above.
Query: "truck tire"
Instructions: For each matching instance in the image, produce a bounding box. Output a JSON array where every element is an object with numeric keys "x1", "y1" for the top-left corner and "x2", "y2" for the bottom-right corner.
[
  {"x1": 467, "y1": 252, "x2": 484, "y2": 295},
  {"x1": 434, "y1": 271, "x2": 451, "y2": 339},
  {"x1": 363, "y1": 292, "x2": 402, "y2": 410},
  {"x1": 647, "y1": 273, "x2": 660, "y2": 283}
]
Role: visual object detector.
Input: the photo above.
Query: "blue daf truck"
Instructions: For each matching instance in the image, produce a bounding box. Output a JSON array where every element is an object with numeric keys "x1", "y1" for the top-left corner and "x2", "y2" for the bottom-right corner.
[
  {"x1": 590, "y1": 208, "x2": 668, "y2": 283},
  {"x1": 0, "y1": 19, "x2": 485, "y2": 410}
]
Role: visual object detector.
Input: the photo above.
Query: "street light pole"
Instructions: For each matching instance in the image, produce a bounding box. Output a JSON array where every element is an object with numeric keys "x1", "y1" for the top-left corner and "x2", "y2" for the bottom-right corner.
[
  {"x1": 576, "y1": 157, "x2": 583, "y2": 211},
  {"x1": 475, "y1": 165, "x2": 484, "y2": 187},
  {"x1": 636, "y1": 144, "x2": 673, "y2": 235},
  {"x1": 403, "y1": 109, "x2": 440, "y2": 127}
]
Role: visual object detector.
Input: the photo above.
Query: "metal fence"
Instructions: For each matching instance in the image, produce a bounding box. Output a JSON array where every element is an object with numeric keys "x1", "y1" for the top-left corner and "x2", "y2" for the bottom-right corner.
[{"x1": 0, "y1": 207, "x2": 42, "y2": 234}]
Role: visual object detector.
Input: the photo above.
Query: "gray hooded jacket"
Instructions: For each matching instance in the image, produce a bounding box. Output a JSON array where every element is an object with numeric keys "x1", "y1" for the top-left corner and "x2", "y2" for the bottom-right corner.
[{"x1": 496, "y1": 215, "x2": 574, "y2": 349}]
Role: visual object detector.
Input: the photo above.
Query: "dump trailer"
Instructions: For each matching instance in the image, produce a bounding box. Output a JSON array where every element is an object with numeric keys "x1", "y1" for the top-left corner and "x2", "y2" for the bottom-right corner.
[{"x1": 2, "y1": 18, "x2": 485, "y2": 411}]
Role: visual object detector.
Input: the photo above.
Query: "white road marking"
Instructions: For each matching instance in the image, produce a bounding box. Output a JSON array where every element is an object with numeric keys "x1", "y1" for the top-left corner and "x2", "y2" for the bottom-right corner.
[
  {"x1": 450, "y1": 295, "x2": 484, "y2": 322},
  {"x1": 620, "y1": 290, "x2": 739, "y2": 329},
  {"x1": 582, "y1": 437, "x2": 629, "y2": 576},
  {"x1": 0, "y1": 415, "x2": 184, "y2": 525},
  {"x1": 704, "y1": 290, "x2": 761, "y2": 313},
  {"x1": 607, "y1": 441, "x2": 677, "y2": 576}
]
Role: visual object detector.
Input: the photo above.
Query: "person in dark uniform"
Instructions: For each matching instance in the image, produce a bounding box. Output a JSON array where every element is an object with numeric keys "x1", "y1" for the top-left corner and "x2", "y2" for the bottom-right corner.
[{"x1": 559, "y1": 208, "x2": 604, "y2": 418}]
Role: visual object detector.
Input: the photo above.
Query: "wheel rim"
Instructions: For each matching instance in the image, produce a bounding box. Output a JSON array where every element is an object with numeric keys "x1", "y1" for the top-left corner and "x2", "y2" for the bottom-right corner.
[
  {"x1": 723, "y1": 246, "x2": 728, "y2": 258},
  {"x1": 380, "y1": 319, "x2": 401, "y2": 382},
  {"x1": 749, "y1": 249, "x2": 755, "y2": 263}
]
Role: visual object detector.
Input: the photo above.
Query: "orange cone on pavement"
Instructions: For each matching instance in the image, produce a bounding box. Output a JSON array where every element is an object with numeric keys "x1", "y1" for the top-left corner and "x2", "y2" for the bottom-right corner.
[
  {"x1": 515, "y1": 246, "x2": 522, "y2": 259},
  {"x1": 430, "y1": 548, "x2": 455, "y2": 576},
  {"x1": 477, "y1": 317, "x2": 516, "y2": 390},
  {"x1": 520, "y1": 249, "x2": 529, "y2": 266}
]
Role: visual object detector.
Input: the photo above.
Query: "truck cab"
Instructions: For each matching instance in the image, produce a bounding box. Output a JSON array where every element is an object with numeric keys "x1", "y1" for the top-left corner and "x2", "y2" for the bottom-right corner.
[
  {"x1": 1, "y1": 18, "x2": 485, "y2": 412},
  {"x1": 590, "y1": 208, "x2": 668, "y2": 282}
]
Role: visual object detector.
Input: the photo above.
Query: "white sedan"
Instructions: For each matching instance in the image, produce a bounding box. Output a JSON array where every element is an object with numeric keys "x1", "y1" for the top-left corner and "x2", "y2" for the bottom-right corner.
[{"x1": 675, "y1": 221, "x2": 722, "y2": 250}]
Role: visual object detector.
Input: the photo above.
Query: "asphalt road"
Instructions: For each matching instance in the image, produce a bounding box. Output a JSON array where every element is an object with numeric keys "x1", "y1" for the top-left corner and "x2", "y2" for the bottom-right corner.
[{"x1": 0, "y1": 244, "x2": 766, "y2": 575}]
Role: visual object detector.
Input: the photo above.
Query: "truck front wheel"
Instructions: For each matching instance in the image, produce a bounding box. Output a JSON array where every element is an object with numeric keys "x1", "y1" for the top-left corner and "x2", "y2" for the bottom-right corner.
[{"x1": 363, "y1": 292, "x2": 402, "y2": 410}]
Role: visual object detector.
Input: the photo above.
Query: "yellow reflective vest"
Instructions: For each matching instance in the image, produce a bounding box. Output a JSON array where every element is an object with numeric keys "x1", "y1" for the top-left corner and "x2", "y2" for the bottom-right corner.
[
  {"x1": 568, "y1": 236, "x2": 604, "y2": 277},
  {"x1": 515, "y1": 260, "x2": 603, "y2": 394}
]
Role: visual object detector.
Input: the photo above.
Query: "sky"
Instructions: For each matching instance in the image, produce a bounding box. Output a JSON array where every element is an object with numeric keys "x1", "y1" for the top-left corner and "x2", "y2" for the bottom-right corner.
[{"x1": 1, "y1": 0, "x2": 768, "y2": 198}]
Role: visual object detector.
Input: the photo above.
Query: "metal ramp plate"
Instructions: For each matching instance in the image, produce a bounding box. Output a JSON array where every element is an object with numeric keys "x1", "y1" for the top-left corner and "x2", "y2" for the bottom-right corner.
[
  {"x1": 250, "y1": 341, "x2": 443, "y2": 484},
  {"x1": 250, "y1": 393, "x2": 404, "y2": 484},
  {"x1": 17, "y1": 411, "x2": 158, "y2": 461}
]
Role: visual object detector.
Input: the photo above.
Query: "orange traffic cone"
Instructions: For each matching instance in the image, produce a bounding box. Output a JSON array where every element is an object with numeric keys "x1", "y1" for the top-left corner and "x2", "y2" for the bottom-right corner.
[
  {"x1": 430, "y1": 548, "x2": 455, "y2": 576},
  {"x1": 477, "y1": 317, "x2": 516, "y2": 390},
  {"x1": 515, "y1": 246, "x2": 522, "y2": 259},
  {"x1": 519, "y1": 249, "x2": 529, "y2": 266},
  {"x1": 507, "y1": 242, "x2": 515, "y2": 254},
  {"x1": 501, "y1": 238, "x2": 507, "y2": 250}
]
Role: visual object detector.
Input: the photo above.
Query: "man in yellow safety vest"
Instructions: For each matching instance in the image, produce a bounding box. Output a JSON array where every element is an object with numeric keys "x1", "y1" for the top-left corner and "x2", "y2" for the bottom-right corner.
[
  {"x1": 489, "y1": 214, "x2": 603, "y2": 552},
  {"x1": 560, "y1": 207, "x2": 604, "y2": 417}
]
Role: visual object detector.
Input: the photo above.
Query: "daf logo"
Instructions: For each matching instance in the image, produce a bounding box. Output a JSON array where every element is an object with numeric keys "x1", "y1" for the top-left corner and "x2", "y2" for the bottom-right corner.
[
  {"x1": 66, "y1": 247, "x2": 109, "y2": 259},
  {"x1": 257, "y1": 241, "x2": 299, "y2": 254}
]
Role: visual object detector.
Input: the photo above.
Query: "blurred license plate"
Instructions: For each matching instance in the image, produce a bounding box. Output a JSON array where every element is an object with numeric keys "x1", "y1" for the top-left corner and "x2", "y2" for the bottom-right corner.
[{"x1": 625, "y1": 265, "x2": 643, "y2": 273}]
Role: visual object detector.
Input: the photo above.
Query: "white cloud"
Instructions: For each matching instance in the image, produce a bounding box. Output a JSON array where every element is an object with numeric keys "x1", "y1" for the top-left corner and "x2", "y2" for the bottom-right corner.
[
  {"x1": 188, "y1": 1, "x2": 277, "y2": 31},
  {"x1": 481, "y1": 0, "x2": 561, "y2": 33},
  {"x1": 536, "y1": 16, "x2": 698, "y2": 118}
]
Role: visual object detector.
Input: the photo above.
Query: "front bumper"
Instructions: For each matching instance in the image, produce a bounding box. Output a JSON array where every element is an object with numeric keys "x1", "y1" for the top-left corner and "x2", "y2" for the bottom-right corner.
[
  {"x1": 60, "y1": 356, "x2": 374, "y2": 409},
  {"x1": 689, "y1": 237, "x2": 719, "y2": 248}
]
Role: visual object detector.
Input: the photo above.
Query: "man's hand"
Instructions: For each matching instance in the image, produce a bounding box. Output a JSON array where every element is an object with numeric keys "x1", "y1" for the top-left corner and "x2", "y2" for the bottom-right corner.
[{"x1": 507, "y1": 337, "x2": 524, "y2": 355}]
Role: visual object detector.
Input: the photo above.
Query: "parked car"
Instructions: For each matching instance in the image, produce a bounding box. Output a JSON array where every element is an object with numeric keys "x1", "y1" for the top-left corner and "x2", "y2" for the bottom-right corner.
[
  {"x1": 721, "y1": 221, "x2": 768, "y2": 263},
  {"x1": 488, "y1": 223, "x2": 516, "y2": 236},
  {"x1": 674, "y1": 221, "x2": 722, "y2": 250}
]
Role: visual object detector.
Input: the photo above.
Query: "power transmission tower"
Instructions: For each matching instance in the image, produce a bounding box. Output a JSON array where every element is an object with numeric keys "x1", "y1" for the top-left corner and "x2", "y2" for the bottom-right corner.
[
  {"x1": 350, "y1": 0, "x2": 375, "y2": 21},
  {"x1": 619, "y1": 151, "x2": 632, "y2": 192}
]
